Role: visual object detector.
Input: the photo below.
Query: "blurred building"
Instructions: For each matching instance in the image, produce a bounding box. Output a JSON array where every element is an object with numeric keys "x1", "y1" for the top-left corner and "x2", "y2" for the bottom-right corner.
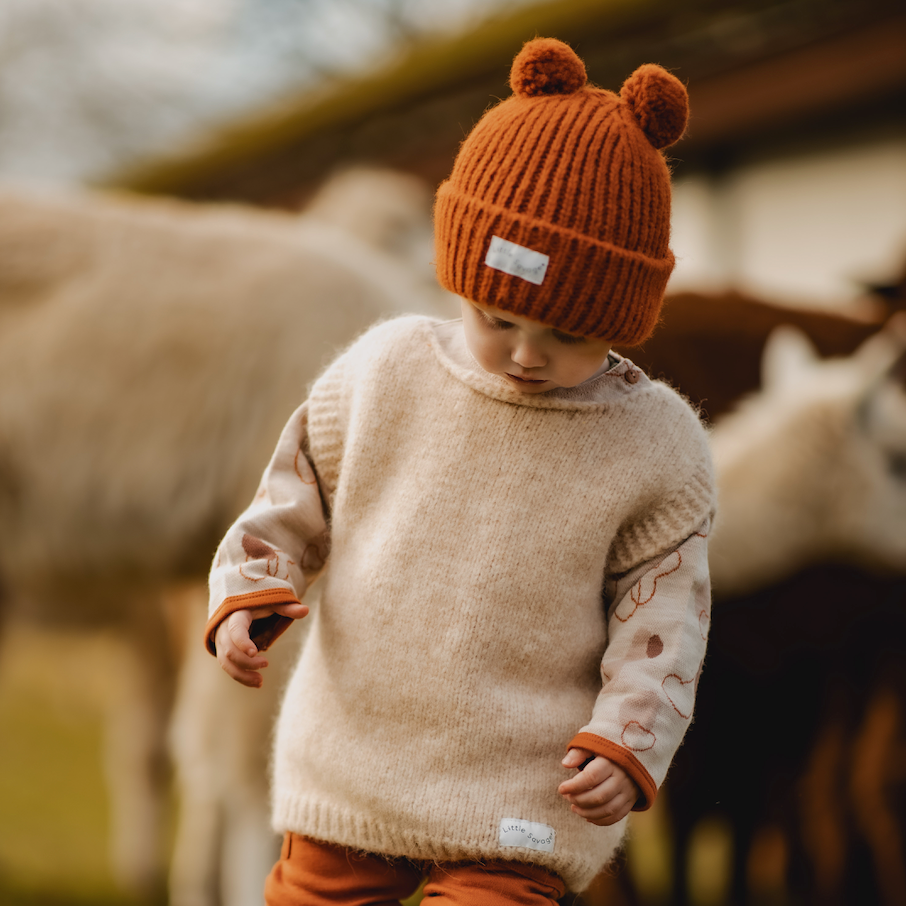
[{"x1": 109, "y1": 0, "x2": 906, "y2": 309}]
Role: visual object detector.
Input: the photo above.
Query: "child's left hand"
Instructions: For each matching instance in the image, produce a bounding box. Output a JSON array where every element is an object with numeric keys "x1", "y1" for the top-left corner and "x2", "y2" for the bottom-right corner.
[{"x1": 558, "y1": 747, "x2": 639, "y2": 826}]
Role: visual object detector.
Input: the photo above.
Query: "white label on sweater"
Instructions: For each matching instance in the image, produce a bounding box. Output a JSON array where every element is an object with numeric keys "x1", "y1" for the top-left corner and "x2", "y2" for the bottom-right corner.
[
  {"x1": 498, "y1": 818, "x2": 556, "y2": 853},
  {"x1": 485, "y1": 236, "x2": 549, "y2": 285}
]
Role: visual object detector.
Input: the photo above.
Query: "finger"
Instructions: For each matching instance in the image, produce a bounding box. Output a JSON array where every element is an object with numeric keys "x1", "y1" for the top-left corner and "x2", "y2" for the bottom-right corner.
[
  {"x1": 227, "y1": 611, "x2": 259, "y2": 658},
  {"x1": 570, "y1": 785, "x2": 634, "y2": 817},
  {"x1": 223, "y1": 643, "x2": 269, "y2": 672},
  {"x1": 558, "y1": 759, "x2": 614, "y2": 795},
  {"x1": 272, "y1": 602, "x2": 309, "y2": 621},
  {"x1": 558, "y1": 773, "x2": 592, "y2": 795},
  {"x1": 561, "y1": 747, "x2": 592, "y2": 769},
  {"x1": 220, "y1": 658, "x2": 266, "y2": 688},
  {"x1": 571, "y1": 782, "x2": 637, "y2": 816},
  {"x1": 218, "y1": 639, "x2": 268, "y2": 685},
  {"x1": 566, "y1": 776, "x2": 627, "y2": 808},
  {"x1": 571, "y1": 798, "x2": 633, "y2": 826},
  {"x1": 564, "y1": 770, "x2": 622, "y2": 804}
]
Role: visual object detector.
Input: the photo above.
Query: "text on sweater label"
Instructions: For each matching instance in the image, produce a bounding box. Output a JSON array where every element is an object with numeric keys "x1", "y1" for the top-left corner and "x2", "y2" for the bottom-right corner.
[
  {"x1": 485, "y1": 236, "x2": 549, "y2": 285},
  {"x1": 498, "y1": 818, "x2": 556, "y2": 853}
]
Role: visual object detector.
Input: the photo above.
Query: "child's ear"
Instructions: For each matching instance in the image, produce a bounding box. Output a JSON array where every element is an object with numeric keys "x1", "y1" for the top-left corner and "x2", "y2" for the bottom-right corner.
[{"x1": 620, "y1": 64, "x2": 689, "y2": 150}]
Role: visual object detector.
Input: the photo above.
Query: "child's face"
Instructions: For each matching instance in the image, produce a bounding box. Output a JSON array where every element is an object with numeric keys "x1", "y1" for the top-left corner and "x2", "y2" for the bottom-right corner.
[{"x1": 460, "y1": 299, "x2": 613, "y2": 394}]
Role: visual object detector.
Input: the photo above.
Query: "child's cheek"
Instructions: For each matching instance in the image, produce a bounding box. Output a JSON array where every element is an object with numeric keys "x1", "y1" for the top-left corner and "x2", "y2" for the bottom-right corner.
[{"x1": 475, "y1": 335, "x2": 504, "y2": 374}]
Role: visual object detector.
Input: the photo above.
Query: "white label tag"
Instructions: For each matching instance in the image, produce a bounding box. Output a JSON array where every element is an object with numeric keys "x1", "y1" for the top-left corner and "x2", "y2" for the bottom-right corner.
[
  {"x1": 485, "y1": 236, "x2": 549, "y2": 285},
  {"x1": 498, "y1": 818, "x2": 556, "y2": 853}
]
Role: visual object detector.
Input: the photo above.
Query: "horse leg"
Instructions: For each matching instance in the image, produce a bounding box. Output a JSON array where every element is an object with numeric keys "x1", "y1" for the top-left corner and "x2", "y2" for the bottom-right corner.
[
  {"x1": 169, "y1": 583, "x2": 304, "y2": 906},
  {"x1": 101, "y1": 589, "x2": 175, "y2": 898},
  {"x1": 798, "y1": 715, "x2": 847, "y2": 904},
  {"x1": 168, "y1": 586, "x2": 226, "y2": 906},
  {"x1": 850, "y1": 684, "x2": 906, "y2": 906}
]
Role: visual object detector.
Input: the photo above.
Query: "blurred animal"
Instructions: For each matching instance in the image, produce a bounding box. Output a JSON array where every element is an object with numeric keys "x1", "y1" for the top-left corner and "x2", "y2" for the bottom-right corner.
[
  {"x1": 0, "y1": 167, "x2": 451, "y2": 899},
  {"x1": 709, "y1": 319, "x2": 906, "y2": 594},
  {"x1": 621, "y1": 291, "x2": 882, "y2": 422},
  {"x1": 664, "y1": 319, "x2": 906, "y2": 906},
  {"x1": 577, "y1": 293, "x2": 893, "y2": 906}
]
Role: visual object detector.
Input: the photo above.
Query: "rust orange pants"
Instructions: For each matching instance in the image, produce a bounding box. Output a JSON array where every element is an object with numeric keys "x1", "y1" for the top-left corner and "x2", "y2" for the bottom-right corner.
[{"x1": 265, "y1": 833, "x2": 566, "y2": 905}]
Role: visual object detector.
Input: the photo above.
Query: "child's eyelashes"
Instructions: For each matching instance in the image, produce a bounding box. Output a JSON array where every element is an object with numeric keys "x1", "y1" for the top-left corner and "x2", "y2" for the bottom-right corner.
[
  {"x1": 482, "y1": 314, "x2": 514, "y2": 331},
  {"x1": 552, "y1": 330, "x2": 587, "y2": 345},
  {"x1": 480, "y1": 313, "x2": 586, "y2": 344}
]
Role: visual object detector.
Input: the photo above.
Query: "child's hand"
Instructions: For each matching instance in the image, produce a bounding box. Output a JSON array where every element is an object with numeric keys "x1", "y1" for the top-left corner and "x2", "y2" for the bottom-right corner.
[
  {"x1": 215, "y1": 603, "x2": 308, "y2": 688},
  {"x1": 558, "y1": 747, "x2": 639, "y2": 826}
]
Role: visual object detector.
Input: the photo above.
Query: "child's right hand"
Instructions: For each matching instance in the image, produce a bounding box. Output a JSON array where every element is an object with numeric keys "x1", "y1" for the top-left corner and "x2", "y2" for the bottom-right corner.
[
  {"x1": 215, "y1": 603, "x2": 308, "y2": 688},
  {"x1": 558, "y1": 748, "x2": 639, "y2": 826}
]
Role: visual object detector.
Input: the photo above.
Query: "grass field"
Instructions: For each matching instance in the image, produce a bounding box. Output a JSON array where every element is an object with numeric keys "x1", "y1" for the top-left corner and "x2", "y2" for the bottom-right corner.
[{"x1": 0, "y1": 625, "x2": 155, "y2": 906}]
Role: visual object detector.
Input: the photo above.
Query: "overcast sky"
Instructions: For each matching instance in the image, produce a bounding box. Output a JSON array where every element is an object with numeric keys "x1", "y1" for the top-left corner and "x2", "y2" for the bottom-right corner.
[{"x1": 0, "y1": 0, "x2": 531, "y2": 184}]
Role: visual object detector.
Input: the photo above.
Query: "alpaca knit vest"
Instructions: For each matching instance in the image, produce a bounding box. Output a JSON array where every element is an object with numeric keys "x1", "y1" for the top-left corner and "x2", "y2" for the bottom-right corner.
[{"x1": 208, "y1": 317, "x2": 715, "y2": 890}]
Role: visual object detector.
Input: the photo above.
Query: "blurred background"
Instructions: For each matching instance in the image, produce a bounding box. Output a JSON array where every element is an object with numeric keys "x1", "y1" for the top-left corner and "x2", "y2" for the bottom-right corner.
[{"x1": 1, "y1": 1, "x2": 905, "y2": 905}]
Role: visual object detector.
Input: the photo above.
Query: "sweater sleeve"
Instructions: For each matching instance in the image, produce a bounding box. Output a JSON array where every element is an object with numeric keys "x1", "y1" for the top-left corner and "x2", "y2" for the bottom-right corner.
[
  {"x1": 568, "y1": 519, "x2": 711, "y2": 810},
  {"x1": 205, "y1": 401, "x2": 330, "y2": 655}
]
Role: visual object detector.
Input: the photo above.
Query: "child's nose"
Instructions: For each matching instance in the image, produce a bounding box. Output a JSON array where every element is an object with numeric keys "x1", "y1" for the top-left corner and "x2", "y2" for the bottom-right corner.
[{"x1": 511, "y1": 339, "x2": 546, "y2": 368}]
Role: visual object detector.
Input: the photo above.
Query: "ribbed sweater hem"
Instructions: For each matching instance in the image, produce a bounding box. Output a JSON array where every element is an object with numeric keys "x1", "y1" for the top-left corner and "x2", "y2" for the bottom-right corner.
[{"x1": 271, "y1": 795, "x2": 615, "y2": 892}]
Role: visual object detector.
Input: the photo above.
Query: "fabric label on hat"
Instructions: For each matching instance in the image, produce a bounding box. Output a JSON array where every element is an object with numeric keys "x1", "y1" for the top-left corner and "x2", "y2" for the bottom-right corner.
[
  {"x1": 485, "y1": 236, "x2": 549, "y2": 285},
  {"x1": 498, "y1": 818, "x2": 556, "y2": 852}
]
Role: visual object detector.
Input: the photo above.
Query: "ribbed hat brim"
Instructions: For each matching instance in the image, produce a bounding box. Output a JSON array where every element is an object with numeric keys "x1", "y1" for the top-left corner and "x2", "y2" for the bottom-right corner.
[{"x1": 434, "y1": 183, "x2": 673, "y2": 344}]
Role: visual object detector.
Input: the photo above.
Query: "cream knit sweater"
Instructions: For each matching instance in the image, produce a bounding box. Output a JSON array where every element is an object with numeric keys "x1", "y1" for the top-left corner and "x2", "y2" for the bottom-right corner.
[{"x1": 207, "y1": 316, "x2": 715, "y2": 890}]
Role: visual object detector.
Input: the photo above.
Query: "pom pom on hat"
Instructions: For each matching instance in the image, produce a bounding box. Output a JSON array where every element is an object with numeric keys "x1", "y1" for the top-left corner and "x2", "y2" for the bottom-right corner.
[
  {"x1": 620, "y1": 64, "x2": 688, "y2": 149},
  {"x1": 510, "y1": 38, "x2": 586, "y2": 98}
]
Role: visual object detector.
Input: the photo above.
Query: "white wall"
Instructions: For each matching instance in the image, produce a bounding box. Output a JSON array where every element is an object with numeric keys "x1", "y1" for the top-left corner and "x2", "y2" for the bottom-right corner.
[{"x1": 669, "y1": 137, "x2": 906, "y2": 311}]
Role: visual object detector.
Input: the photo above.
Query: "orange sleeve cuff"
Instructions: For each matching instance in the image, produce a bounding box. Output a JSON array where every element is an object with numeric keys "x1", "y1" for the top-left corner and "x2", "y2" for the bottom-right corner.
[
  {"x1": 204, "y1": 588, "x2": 303, "y2": 655},
  {"x1": 568, "y1": 732, "x2": 658, "y2": 811}
]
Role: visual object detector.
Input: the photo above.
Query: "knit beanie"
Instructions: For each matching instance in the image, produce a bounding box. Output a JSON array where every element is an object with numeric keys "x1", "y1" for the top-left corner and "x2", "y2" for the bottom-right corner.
[{"x1": 434, "y1": 38, "x2": 688, "y2": 343}]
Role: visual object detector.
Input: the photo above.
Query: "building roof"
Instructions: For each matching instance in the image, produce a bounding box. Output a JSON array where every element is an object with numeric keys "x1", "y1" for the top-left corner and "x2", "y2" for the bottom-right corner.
[{"x1": 106, "y1": 0, "x2": 906, "y2": 206}]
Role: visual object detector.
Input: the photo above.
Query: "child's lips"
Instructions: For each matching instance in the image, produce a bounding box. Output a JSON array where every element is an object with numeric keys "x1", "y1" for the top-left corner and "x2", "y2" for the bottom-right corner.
[{"x1": 506, "y1": 373, "x2": 547, "y2": 384}]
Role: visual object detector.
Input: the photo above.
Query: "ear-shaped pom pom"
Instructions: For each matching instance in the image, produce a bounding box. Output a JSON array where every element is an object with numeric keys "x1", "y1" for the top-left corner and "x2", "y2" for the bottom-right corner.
[
  {"x1": 620, "y1": 64, "x2": 688, "y2": 149},
  {"x1": 510, "y1": 38, "x2": 587, "y2": 98}
]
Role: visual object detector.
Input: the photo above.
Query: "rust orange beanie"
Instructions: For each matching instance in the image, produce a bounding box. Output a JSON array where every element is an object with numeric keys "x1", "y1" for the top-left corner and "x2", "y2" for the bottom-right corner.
[{"x1": 434, "y1": 38, "x2": 688, "y2": 344}]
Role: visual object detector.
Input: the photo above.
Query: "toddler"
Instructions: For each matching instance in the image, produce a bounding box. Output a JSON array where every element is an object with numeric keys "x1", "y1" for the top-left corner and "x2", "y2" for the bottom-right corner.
[{"x1": 208, "y1": 37, "x2": 715, "y2": 905}]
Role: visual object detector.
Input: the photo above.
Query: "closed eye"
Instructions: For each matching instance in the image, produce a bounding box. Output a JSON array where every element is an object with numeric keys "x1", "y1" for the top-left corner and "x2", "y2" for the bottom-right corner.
[
  {"x1": 481, "y1": 313, "x2": 514, "y2": 330},
  {"x1": 552, "y1": 330, "x2": 586, "y2": 345},
  {"x1": 477, "y1": 308, "x2": 586, "y2": 343}
]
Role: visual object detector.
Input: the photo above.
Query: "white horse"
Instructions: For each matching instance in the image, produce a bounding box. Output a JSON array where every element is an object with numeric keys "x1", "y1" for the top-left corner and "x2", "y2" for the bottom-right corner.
[{"x1": 0, "y1": 167, "x2": 451, "y2": 898}]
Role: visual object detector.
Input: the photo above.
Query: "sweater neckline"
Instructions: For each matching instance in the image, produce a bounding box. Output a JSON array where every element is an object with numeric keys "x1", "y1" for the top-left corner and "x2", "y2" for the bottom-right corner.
[{"x1": 425, "y1": 318, "x2": 648, "y2": 410}]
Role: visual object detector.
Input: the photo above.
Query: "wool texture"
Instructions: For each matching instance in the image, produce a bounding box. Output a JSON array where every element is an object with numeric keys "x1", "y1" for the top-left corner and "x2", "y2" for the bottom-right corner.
[
  {"x1": 207, "y1": 316, "x2": 715, "y2": 891},
  {"x1": 433, "y1": 38, "x2": 688, "y2": 343}
]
